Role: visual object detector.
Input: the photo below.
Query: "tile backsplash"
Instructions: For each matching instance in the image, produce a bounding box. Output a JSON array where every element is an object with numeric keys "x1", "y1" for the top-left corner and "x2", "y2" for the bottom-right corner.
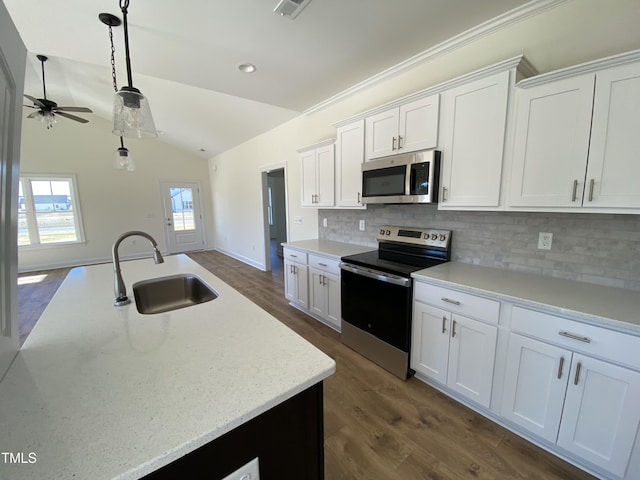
[{"x1": 318, "y1": 205, "x2": 640, "y2": 291}]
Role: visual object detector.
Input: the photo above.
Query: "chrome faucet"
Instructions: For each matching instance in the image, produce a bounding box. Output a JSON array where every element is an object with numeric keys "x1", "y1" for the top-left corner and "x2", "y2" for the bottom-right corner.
[{"x1": 112, "y1": 230, "x2": 164, "y2": 306}]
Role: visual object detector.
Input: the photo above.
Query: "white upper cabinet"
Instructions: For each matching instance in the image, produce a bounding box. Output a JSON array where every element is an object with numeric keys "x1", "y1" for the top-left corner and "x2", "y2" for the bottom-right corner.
[
  {"x1": 335, "y1": 120, "x2": 365, "y2": 208},
  {"x1": 365, "y1": 94, "x2": 439, "y2": 160},
  {"x1": 438, "y1": 70, "x2": 511, "y2": 208},
  {"x1": 508, "y1": 54, "x2": 640, "y2": 211},
  {"x1": 585, "y1": 62, "x2": 640, "y2": 208},
  {"x1": 299, "y1": 140, "x2": 335, "y2": 207}
]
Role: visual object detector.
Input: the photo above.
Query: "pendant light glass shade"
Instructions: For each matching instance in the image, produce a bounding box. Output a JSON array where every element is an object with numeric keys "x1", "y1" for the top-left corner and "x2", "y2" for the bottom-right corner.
[
  {"x1": 114, "y1": 145, "x2": 136, "y2": 170},
  {"x1": 113, "y1": 86, "x2": 157, "y2": 139}
]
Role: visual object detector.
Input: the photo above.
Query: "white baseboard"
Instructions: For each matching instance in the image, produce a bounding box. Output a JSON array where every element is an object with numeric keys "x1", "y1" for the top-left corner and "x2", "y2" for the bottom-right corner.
[{"x1": 213, "y1": 247, "x2": 266, "y2": 272}]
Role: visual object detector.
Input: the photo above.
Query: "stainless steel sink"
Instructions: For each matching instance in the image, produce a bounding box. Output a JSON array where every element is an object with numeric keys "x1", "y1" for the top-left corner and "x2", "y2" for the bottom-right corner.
[{"x1": 132, "y1": 274, "x2": 218, "y2": 314}]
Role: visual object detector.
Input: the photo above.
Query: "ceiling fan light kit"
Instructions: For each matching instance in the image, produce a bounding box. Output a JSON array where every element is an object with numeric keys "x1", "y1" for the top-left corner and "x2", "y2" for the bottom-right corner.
[
  {"x1": 110, "y1": 0, "x2": 157, "y2": 139},
  {"x1": 23, "y1": 54, "x2": 93, "y2": 129}
]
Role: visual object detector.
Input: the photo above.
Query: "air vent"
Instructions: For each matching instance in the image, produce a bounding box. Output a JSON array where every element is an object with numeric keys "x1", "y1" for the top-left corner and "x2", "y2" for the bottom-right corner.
[{"x1": 273, "y1": 0, "x2": 312, "y2": 19}]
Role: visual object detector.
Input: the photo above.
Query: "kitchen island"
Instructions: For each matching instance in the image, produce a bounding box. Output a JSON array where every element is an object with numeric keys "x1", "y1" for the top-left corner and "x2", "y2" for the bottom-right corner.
[{"x1": 0, "y1": 254, "x2": 335, "y2": 479}]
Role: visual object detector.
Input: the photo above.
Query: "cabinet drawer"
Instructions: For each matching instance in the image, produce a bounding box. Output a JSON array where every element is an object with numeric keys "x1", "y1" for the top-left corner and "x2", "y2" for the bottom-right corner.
[
  {"x1": 308, "y1": 254, "x2": 341, "y2": 275},
  {"x1": 283, "y1": 248, "x2": 307, "y2": 264},
  {"x1": 414, "y1": 282, "x2": 499, "y2": 324},
  {"x1": 511, "y1": 306, "x2": 640, "y2": 370}
]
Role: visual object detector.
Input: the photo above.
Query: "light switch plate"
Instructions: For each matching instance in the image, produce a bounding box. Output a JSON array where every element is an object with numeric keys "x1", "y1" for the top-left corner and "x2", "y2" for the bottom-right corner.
[{"x1": 359, "y1": 220, "x2": 365, "y2": 231}]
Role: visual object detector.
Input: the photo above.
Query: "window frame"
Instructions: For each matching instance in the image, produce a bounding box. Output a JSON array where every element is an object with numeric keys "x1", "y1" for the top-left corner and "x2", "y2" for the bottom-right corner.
[{"x1": 18, "y1": 173, "x2": 86, "y2": 249}]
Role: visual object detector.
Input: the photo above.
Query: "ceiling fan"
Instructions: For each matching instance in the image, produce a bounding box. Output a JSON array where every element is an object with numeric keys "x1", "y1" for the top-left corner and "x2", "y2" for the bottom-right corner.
[{"x1": 23, "y1": 54, "x2": 93, "y2": 129}]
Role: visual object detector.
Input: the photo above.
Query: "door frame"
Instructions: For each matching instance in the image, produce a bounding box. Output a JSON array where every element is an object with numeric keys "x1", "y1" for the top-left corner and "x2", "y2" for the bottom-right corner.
[
  {"x1": 159, "y1": 180, "x2": 206, "y2": 254},
  {"x1": 260, "y1": 162, "x2": 289, "y2": 272}
]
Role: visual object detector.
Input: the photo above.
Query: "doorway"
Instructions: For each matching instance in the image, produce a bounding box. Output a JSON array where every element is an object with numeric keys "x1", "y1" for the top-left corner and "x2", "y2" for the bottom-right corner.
[
  {"x1": 160, "y1": 181, "x2": 205, "y2": 254},
  {"x1": 261, "y1": 166, "x2": 288, "y2": 273}
]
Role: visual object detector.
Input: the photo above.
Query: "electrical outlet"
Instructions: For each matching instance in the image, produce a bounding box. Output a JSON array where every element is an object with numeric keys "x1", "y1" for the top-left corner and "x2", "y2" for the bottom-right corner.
[
  {"x1": 359, "y1": 220, "x2": 365, "y2": 231},
  {"x1": 538, "y1": 232, "x2": 553, "y2": 250},
  {"x1": 323, "y1": 218, "x2": 328, "y2": 228},
  {"x1": 293, "y1": 216, "x2": 303, "y2": 224}
]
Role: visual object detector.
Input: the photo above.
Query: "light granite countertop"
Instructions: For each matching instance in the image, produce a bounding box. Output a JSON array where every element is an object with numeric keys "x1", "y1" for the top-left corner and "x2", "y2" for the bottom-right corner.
[
  {"x1": 0, "y1": 254, "x2": 335, "y2": 479},
  {"x1": 413, "y1": 262, "x2": 640, "y2": 335},
  {"x1": 282, "y1": 239, "x2": 373, "y2": 259}
]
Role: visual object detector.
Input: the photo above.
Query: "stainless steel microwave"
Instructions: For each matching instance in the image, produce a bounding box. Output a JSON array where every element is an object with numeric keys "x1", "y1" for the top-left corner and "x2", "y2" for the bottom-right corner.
[{"x1": 361, "y1": 150, "x2": 440, "y2": 204}]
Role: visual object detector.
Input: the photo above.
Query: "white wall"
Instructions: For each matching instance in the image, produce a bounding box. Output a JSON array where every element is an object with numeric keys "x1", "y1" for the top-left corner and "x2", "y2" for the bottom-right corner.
[
  {"x1": 208, "y1": 0, "x2": 640, "y2": 270},
  {"x1": 18, "y1": 114, "x2": 214, "y2": 272}
]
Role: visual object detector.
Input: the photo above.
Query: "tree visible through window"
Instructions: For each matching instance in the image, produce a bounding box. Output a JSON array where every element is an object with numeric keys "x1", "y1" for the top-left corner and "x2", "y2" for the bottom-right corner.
[{"x1": 17, "y1": 175, "x2": 84, "y2": 246}]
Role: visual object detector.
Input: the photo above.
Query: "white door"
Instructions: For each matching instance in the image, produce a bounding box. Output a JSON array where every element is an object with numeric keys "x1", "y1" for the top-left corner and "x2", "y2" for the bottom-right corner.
[
  {"x1": 365, "y1": 107, "x2": 399, "y2": 160},
  {"x1": 446, "y1": 314, "x2": 497, "y2": 408},
  {"x1": 300, "y1": 150, "x2": 317, "y2": 206},
  {"x1": 585, "y1": 62, "x2": 640, "y2": 207},
  {"x1": 335, "y1": 120, "x2": 364, "y2": 207},
  {"x1": 508, "y1": 74, "x2": 595, "y2": 207},
  {"x1": 398, "y1": 94, "x2": 439, "y2": 153},
  {"x1": 324, "y1": 272, "x2": 341, "y2": 330},
  {"x1": 557, "y1": 354, "x2": 640, "y2": 477},
  {"x1": 161, "y1": 181, "x2": 205, "y2": 254},
  {"x1": 439, "y1": 71, "x2": 509, "y2": 207},
  {"x1": 315, "y1": 144, "x2": 335, "y2": 207},
  {"x1": 309, "y1": 267, "x2": 326, "y2": 318},
  {"x1": 1, "y1": 22, "x2": 25, "y2": 376},
  {"x1": 501, "y1": 333, "x2": 571, "y2": 442},
  {"x1": 411, "y1": 302, "x2": 451, "y2": 384}
]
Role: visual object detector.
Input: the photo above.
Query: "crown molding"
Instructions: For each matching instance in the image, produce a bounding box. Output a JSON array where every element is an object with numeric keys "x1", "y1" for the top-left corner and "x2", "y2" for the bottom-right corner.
[
  {"x1": 296, "y1": 137, "x2": 335, "y2": 153},
  {"x1": 516, "y1": 48, "x2": 640, "y2": 88},
  {"x1": 305, "y1": 0, "x2": 568, "y2": 116},
  {"x1": 333, "y1": 55, "x2": 535, "y2": 128}
]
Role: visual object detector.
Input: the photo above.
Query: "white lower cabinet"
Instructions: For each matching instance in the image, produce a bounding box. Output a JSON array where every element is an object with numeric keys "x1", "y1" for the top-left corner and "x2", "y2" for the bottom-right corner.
[
  {"x1": 503, "y1": 312, "x2": 640, "y2": 477},
  {"x1": 309, "y1": 267, "x2": 341, "y2": 330},
  {"x1": 412, "y1": 301, "x2": 497, "y2": 408},
  {"x1": 284, "y1": 248, "x2": 308, "y2": 309},
  {"x1": 283, "y1": 248, "x2": 343, "y2": 331}
]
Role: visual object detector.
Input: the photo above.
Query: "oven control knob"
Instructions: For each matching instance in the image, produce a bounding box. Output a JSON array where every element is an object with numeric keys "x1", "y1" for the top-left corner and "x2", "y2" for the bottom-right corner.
[
  {"x1": 385, "y1": 229, "x2": 391, "y2": 235},
  {"x1": 439, "y1": 234, "x2": 447, "y2": 241},
  {"x1": 431, "y1": 233, "x2": 437, "y2": 240},
  {"x1": 379, "y1": 229, "x2": 385, "y2": 235}
]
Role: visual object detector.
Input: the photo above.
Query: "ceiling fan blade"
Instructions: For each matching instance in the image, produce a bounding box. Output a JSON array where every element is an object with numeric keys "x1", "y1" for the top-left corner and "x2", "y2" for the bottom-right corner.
[
  {"x1": 56, "y1": 111, "x2": 89, "y2": 124},
  {"x1": 26, "y1": 111, "x2": 42, "y2": 119},
  {"x1": 56, "y1": 106, "x2": 93, "y2": 113},
  {"x1": 24, "y1": 94, "x2": 45, "y2": 108},
  {"x1": 23, "y1": 104, "x2": 38, "y2": 109}
]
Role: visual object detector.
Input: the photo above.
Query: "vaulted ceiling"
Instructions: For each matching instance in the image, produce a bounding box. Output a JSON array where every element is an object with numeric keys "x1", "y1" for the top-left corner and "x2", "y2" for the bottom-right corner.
[{"x1": 6, "y1": 0, "x2": 536, "y2": 157}]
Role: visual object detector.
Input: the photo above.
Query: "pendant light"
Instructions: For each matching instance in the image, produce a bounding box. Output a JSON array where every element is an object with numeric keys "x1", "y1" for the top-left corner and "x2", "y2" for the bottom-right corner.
[
  {"x1": 111, "y1": 0, "x2": 157, "y2": 139},
  {"x1": 115, "y1": 136, "x2": 136, "y2": 170},
  {"x1": 100, "y1": 12, "x2": 136, "y2": 171}
]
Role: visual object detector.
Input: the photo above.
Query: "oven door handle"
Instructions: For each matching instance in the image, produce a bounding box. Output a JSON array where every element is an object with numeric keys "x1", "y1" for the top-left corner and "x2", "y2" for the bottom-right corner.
[{"x1": 340, "y1": 262, "x2": 411, "y2": 287}]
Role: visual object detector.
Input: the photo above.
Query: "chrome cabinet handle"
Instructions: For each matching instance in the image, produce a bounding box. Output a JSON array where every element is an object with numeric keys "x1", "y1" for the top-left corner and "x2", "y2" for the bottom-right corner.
[
  {"x1": 441, "y1": 316, "x2": 447, "y2": 334},
  {"x1": 441, "y1": 297, "x2": 461, "y2": 306},
  {"x1": 357, "y1": 192, "x2": 361, "y2": 204},
  {"x1": 392, "y1": 136, "x2": 397, "y2": 151},
  {"x1": 442, "y1": 186, "x2": 447, "y2": 202},
  {"x1": 451, "y1": 320, "x2": 457, "y2": 338},
  {"x1": 557, "y1": 356, "x2": 565, "y2": 379},
  {"x1": 318, "y1": 262, "x2": 328, "y2": 267},
  {"x1": 572, "y1": 179, "x2": 578, "y2": 202},
  {"x1": 559, "y1": 330, "x2": 591, "y2": 343},
  {"x1": 588, "y1": 178, "x2": 595, "y2": 202},
  {"x1": 574, "y1": 361, "x2": 582, "y2": 385},
  {"x1": 398, "y1": 135, "x2": 403, "y2": 149}
]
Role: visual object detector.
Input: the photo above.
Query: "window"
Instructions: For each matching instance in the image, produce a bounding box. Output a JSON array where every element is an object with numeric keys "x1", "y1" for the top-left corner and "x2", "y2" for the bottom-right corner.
[{"x1": 17, "y1": 175, "x2": 85, "y2": 247}]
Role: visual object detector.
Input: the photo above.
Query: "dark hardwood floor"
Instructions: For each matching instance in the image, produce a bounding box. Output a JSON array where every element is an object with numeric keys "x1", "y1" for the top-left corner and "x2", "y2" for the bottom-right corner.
[{"x1": 18, "y1": 251, "x2": 595, "y2": 479}]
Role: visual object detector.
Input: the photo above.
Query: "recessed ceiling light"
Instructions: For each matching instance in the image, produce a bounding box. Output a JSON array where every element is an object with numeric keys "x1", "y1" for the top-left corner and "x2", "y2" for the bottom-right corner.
[{"x1": 238, "y1": 63, "x2": 256, "y2": 73}]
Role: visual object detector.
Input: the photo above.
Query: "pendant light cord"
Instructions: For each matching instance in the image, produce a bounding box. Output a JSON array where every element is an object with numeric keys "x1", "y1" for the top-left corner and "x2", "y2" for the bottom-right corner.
[{"x1": 119, "y1": 0, "x2": 134, "y2": 88}]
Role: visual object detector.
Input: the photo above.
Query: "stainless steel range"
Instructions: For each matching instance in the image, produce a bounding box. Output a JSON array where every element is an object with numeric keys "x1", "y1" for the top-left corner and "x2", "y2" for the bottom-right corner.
[{"x1": 340, "y1": 226, "x2": 451, "y2": 379}]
